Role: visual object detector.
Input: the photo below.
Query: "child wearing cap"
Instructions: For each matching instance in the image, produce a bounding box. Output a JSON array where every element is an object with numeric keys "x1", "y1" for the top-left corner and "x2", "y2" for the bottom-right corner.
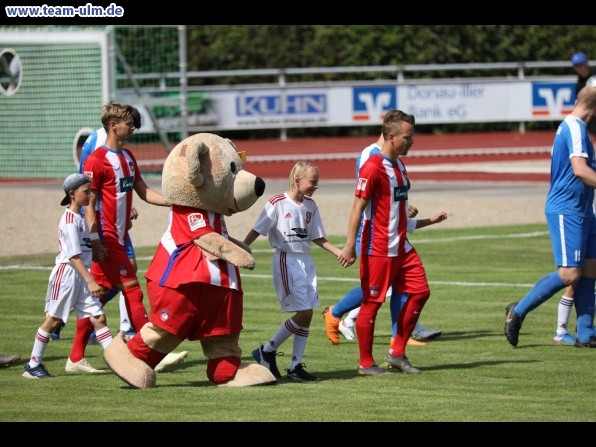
[{"x1": 22, "y1": 174, "x2": 114, "y2": 379}]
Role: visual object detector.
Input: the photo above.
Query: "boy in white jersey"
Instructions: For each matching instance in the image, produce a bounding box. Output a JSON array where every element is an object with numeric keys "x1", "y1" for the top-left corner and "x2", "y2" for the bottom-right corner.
[
  {"x1": 23, "y1": 174, "x2": 114, "y2": 379},
  {"x1": 245, "y1": 161, "x2": 352, "y2": 381}
]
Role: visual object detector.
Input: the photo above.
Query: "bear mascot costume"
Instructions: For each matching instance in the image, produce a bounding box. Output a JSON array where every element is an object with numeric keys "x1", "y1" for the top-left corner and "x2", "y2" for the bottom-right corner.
[{"x1": 104, "y1": 133, "x2": 277, "y2": 388}]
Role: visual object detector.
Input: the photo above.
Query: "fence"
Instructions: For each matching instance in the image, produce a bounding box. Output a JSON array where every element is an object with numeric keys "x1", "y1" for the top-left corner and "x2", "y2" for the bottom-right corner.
[{"x1": 0, "y1": 24, "x2": 576, "y2": 179}]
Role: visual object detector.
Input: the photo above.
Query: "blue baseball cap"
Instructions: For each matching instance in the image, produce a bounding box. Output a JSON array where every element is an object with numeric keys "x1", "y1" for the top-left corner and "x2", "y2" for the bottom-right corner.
[{"x1": 571, "y1": 52, "x2": 588, "y2": 65}]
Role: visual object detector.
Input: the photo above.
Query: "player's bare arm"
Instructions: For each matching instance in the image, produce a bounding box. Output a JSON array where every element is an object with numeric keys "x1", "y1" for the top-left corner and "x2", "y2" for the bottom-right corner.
[{"x1": 133, "y1": 179, "x2": 170, "y2": 207}]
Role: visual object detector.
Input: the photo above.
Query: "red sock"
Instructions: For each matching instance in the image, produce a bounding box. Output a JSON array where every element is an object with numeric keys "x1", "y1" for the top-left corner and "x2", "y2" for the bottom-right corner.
[
  {"x1": 355, "y1": 301, "x2": 382, "y2": 368},
  {"x1": 391, "y1": 291, "x2": 430, "y2": 356},
  {"x1": 122, "y1": 284, "x2": 149, "y2": 332},
  {"x1": 69, "y1": 317, "x2": 93, "y2": 362}
]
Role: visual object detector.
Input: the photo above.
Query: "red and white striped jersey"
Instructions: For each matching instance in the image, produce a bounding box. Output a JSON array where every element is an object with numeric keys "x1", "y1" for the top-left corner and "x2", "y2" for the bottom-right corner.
[
  {"x1": 83, "y1": 146, "x2": 141, "y2": 246},
  {"x1": 356, "y1": 153, "x2": 413, "y2": 257},
  {"x1": 145, "y1": 204, "x2": 242, "y2": 291}
]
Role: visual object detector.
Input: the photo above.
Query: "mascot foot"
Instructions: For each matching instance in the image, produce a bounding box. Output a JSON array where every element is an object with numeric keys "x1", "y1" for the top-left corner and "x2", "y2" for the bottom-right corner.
[
  {"x1": 217, "y1": 362, "x2": 278, "y2": 388},
  {"x1": 104, "y1": 331, "x2": 156, "y2": 389},
  {"x1": 155, "y1": 351, "x2": 189, "y2": 372}
]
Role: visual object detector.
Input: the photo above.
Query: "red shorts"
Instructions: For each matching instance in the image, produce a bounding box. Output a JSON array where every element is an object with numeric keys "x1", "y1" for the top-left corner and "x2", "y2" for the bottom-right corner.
[
  {"x1": 147, "y1": 279, "x2": 243, "y2": 340},
  {"x1": 91, "y1": 237, "x2": 137, "y2": 289},
  {"x1": 360, "y1": 249, "x2": 429, "y2": 303}
]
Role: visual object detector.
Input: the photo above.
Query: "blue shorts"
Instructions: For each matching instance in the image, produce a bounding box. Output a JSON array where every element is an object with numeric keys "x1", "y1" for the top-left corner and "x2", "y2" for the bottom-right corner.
[
  {"x1": 124, "y1": 234, "x2": 135, "y2": 259},
  {"x1": 546, "y1": 213, "x2": 596, "y2": 267}
]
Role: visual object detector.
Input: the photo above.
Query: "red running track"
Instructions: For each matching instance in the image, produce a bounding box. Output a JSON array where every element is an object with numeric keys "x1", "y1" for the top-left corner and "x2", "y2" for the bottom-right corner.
[{"x1": 133, "y1": 130, "x2": 553, "y2": 183}]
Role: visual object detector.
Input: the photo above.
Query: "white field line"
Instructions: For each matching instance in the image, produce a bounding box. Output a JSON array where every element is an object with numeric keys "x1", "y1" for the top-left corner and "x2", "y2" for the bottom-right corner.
[{"x1": 1, "y1": 231, "x2": 547, "y2": 288}]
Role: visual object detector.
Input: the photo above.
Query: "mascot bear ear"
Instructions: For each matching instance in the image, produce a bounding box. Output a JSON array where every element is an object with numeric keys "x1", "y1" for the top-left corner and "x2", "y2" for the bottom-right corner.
[{"x1": 183, "y1": 141, "x2": 210, "y2": 187}]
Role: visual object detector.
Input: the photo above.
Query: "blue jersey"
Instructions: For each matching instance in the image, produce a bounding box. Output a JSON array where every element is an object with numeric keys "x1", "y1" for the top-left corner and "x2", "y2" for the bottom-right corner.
[
  {"x1": 545, "y1": 115, "x2": 596, "y2": 217},
  {"x1": 79, "y1": 128, "x2": 107, "y2": 173}
]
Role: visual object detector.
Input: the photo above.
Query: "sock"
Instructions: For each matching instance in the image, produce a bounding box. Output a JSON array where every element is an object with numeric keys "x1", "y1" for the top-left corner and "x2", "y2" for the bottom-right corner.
[
  {"x1": 356, "y1": 300, "x2": 382, "y2": 368},
  {"x1": 514, "y1": 271, "x2": 566, "y2": 316},
  {"x1": 289, "y1": 322, "x2": 309, "y2": 370},
  {"x1": 344, "y1": 308, "x2": 359, "y2": 328},
  {"x1": 263, "y1": 318, "x2": 296, "y2": 352},
  {"x1": 390, "y1": 292, "x2": 408, "y2": 338},
  {"x1": 69, "y1": 317, "x2": 94, "y2": 363},
  {"x1": 556, "y1": 295, "x2": 574, "y2": 335},
  {"x1": 333, "y1": 286, "x2": 363, "y2": 319},
  {"x1": 573, "y1": 276, "x2": 596, "y2": 343},
  {"x1": 118, "y1": 292, "x2": 133, "y2": 332},
  {"x1": 94, "y1": 326, "x2": 113, "y2": 349},
  {"x1": 390, "y1": 290, "x2": 430, "y2": 357},
  {"x1": 121, "y1": 284, "x2": 149, "y2": 332},
  {"x1": 28, "y1": 328, "x2": 51, "y2": 368}
]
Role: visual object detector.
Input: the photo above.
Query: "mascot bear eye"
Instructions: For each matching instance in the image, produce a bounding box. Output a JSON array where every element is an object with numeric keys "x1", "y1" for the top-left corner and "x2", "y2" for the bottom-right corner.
[{"x1": 230, "y1": 162, "x2": 238, "y2": 174}]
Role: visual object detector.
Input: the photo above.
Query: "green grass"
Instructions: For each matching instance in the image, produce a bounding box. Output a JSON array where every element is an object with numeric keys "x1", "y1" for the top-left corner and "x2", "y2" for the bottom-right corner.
[{"x1": 1, "y1": 223, "x2": 595, "y2": 422}]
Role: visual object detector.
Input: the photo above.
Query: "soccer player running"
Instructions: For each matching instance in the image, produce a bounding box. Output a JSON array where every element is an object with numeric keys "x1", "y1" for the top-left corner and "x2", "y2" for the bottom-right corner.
[
  {"x1": 338, "y1": 109, "x2": 447, "y2": 375},
  {"x1": 504, "y1": 83, "x2": 596, "y2": 348}
]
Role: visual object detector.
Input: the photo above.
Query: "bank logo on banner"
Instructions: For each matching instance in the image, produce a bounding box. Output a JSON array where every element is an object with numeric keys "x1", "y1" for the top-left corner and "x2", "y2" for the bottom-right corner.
[
  {"x1": 532, "y1": 83, "x2": 575, "y2": 117},
  {"x1": 352, "y1": 86, "x2": 397, "y2": 122}
]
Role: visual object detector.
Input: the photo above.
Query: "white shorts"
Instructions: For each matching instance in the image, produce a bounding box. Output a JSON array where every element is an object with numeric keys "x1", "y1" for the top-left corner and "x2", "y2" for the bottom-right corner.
[
  {"x1": 44, "y1": 263, "x2": 104, "y2": 323},
  {"x1": 272, "y1": 250, "x2": 320, "y2": 312}
]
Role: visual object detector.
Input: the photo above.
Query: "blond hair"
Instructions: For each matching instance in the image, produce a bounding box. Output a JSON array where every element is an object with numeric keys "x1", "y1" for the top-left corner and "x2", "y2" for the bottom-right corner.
[{"x1": 289, "y1": 161, "x2": 319, "y2": 192}]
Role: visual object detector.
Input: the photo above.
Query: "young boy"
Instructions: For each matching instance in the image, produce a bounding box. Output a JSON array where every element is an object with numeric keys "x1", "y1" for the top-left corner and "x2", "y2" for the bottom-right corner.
[
  {"x1": 23, "y1": 174, "x2": 113, "y2": 379},
  {"x1": 244, "y1": 161, "x2": 351, "y2": 381}
]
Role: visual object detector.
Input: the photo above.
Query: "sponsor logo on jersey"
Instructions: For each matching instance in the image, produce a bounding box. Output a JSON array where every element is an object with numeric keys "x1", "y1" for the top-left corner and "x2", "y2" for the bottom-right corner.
[
  {"x1": 120, "y1": 176, "x2": 134, "y2": 192},
  {"x1": 290, "y1": 227, "x2": 308, "y2": 238},
  {"x1": 393, "y1": 184, "x2": 408, "y2": 202},
  {"x1": 284, "y1": 212, "x2": 292, "y2": 219},
  {"x1": 188, "y1": 212, "x2": 206, "y2": 231}
]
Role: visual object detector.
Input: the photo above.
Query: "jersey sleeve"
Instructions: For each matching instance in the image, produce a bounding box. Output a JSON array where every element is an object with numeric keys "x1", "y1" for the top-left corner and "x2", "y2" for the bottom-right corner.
[
  {"x1": 61, "y1": 215, "x2": 83, "y2": 261},
  {"x1": 251, "y1": 201, "x2": 276, "y2": 235}
]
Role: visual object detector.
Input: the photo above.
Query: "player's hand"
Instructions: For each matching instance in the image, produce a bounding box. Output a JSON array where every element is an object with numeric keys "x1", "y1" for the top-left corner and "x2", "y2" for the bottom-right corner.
[
  {"x1": 91, "y1": 241, "x2": 108, "y2": 262},
  {"x1": 130, "y1": 206, "x2": 139, "y2": 220},
  {"x1": 408, "y1": 204, "x2": 419, "y2": 218}
]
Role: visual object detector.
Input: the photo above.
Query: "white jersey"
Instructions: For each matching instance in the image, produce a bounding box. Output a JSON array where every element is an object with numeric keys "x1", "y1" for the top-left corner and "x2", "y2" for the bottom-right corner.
[
  {"x1": 45, "y1": 209, "x2": 102, "y2": 322},
  {"x1": 55, "y1": 209, "x2": 92, "y2": 267},
  {"x1": 252, "y1": 192, "x2": 326, "y2": 253}
]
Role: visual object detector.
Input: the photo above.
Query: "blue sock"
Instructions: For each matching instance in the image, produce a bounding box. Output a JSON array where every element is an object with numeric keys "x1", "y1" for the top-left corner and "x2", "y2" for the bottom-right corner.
[
  {"x1": 390, "y1": 292, "x2": 408, "y2": 338},
  {"x1": 332, "y1": 286, "x2": 363, "y2": 318},
  {"x1": 515, "y1": 271, "x2": 566, "y2": 316},
  {"x1": 573, "y1": 276, "x2": 596, "y2": 343}
]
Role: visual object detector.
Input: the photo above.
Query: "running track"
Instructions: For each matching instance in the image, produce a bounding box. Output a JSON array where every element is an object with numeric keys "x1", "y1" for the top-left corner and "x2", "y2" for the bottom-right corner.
[{"x1": 133, "y1": 130, "x2": 552, "y2": 183}]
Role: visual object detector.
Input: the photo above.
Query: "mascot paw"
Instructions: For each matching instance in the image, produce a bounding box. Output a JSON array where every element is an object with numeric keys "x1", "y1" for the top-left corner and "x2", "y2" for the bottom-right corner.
[
  {"x1": 217, "y1": 362, "x2": 278, "y2": 388},
  {"x1": 104, "y1": 331, "x2": 156, "y2": 389}
]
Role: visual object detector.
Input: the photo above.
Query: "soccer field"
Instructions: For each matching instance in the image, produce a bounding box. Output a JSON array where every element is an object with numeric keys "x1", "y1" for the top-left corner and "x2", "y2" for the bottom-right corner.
[{"x1": 1, "y1": 224, "x2": 594, "y2": 422}]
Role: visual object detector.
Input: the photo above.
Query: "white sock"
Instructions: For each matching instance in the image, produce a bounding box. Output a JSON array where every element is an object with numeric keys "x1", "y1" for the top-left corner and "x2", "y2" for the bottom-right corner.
[
  {"x1": 345, "y1": 308, "x2": 360, "y2": 328},
  {"x1": 118, "y1": 293, "x2": 133, "y2": 332},
  {"x1": 556, "y1": 296, "x2": 574, "y2": 335}
]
